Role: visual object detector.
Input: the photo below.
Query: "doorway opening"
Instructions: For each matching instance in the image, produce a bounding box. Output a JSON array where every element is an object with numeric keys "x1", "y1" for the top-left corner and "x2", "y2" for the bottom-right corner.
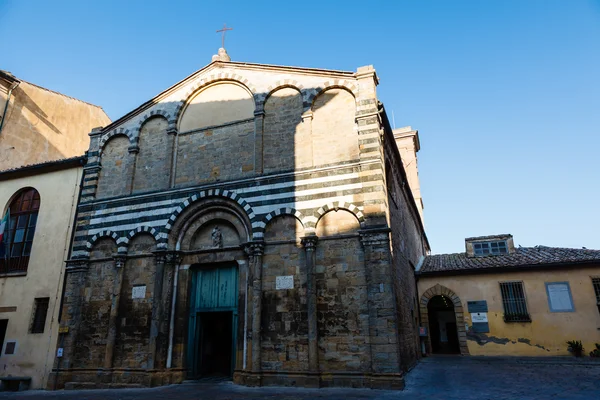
[
  {"x1": 195, "y1": 311, "x2": 233, "y2": 378},
  {"x1": 428, "y1": 295, "x2": 460, "y2": 354},
  {"x1": 0, "y1": 319, "x2": 7, "y2": 356}
]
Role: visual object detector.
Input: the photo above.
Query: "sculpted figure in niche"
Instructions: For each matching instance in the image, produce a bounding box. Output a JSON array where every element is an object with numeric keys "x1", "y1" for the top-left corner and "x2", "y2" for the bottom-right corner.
[{"x1": 212, "y1": 226, "x2": 223, "y2": 248}]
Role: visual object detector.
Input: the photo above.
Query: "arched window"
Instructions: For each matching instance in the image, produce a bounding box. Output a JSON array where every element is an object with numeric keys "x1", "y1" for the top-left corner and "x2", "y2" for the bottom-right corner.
[{"x1": 0, "y1": 188, "x2": 40, "y2": 274}]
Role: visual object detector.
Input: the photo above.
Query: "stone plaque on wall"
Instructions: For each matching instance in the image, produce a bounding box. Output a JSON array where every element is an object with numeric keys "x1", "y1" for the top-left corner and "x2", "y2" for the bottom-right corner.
[
  {"x1": 132, "y1": 285, "x2": 146, "y2": 299},
  {"x1": 276, "y1": 276, "x2": 294, "y2": 290},
  {"x1": 468, "y1": 301, "x2": 489, "y2": 333}
]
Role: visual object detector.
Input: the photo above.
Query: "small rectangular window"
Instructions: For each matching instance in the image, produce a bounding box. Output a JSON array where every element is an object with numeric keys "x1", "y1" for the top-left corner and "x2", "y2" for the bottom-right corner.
[
  {"x1": 592, "y1": 277, "x2": 600, "y2": 314},
  {"x1": 546, "y1": 282, "x2": 575, "y2": 312},
  {"x1": 30, "y1": 298, "x2": 49, "y2": 334},
  {"x1": 499, "y1": 281, "x2": 531, "y2": 322},
  {"x1": 474, "y1": 241, "x2": 508, "y2": 256}
]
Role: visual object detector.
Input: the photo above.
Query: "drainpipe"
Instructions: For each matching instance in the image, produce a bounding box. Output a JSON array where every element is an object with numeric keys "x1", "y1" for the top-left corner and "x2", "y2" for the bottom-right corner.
[{"x1": 0, "y1": 80, "x2": 20, "y2": 135}]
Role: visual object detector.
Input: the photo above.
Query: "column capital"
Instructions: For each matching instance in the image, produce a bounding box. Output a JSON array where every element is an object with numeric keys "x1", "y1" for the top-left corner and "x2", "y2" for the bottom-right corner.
[
  {"x1": 359, "y1": 228, "x2": 391, "y2": 246},
  {"x1": 165, "y1": 251, "x2": 182, "y2": 265},
  {"x1": 113, "y1": 254, "x2": 127, "y2": 268},
  {"x1": 153, "y1": 250, "x2": 168, "y2": 264},
  {"x1": 65, "y1": 258, "x2": 89, "y2": 273},
  {"x1": 243, "y1": 241, "x2": 265, "y2": 257},
  {"x1": 301, "y1": 235, "x2": 318, "y2": 250}
]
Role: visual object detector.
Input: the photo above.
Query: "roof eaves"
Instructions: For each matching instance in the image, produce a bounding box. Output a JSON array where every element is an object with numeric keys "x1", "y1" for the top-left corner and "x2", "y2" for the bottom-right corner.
[{"x1": 0, "y1": 156, "x2": 86, "y2": 181}]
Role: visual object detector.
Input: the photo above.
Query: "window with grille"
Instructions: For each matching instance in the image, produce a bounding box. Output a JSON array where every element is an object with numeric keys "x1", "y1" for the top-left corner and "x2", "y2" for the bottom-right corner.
[
  {"x1": 499, "y1": 281, "x2": 531, "y2": 322},
  {"x1": 30, "y1": 297, "x2": 49, "y2": 334},
  {"x1": 592, "y1": 277, "x2": 600, "y2": 314},
  {"x1": 474, "y1": 241, "x2": 508, "y2": 256},
  {"x1": 0, "y1": 188, "x2": 40, "y2": 274}
]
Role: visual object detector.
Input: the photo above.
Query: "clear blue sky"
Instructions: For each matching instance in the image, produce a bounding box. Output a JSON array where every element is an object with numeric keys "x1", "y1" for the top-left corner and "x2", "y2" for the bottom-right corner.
[{"x1": 1, "y1": 0, "x2": 598, "y2": 253}]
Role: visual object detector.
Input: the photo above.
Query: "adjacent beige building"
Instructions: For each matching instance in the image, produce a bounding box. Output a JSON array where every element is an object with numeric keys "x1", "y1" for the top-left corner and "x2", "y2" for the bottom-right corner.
[
  {"x1": 417, "y1": 234, "x2": 600, "y2": 357},
  {"x1": 0, "y1": 70, "x2": 110, "y2": 170},
  {"x1": 0, "y1": 70, "x2": 110, "y2": 390}
]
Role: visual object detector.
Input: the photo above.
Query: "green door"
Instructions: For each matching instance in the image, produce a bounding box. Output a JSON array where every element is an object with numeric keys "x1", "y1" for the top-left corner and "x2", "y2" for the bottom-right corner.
[{"x1": 188, "y1": 265, "x2": 238, "y2": 378}]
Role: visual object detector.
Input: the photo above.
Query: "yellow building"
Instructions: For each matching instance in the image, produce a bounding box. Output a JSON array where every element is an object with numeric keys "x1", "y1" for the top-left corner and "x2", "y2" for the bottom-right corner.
[
  {"x1": 417, "y1": 234, "x2": 600, "y2": 357},
  {"x1": 0, "y1": 70, "x2": 110, "y2": 390}
]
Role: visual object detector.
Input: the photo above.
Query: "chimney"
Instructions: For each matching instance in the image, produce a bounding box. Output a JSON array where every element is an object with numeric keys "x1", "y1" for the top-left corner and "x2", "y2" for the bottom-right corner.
[{"x1": 393, "y1": 126, "x2": 424, "y2": 223}]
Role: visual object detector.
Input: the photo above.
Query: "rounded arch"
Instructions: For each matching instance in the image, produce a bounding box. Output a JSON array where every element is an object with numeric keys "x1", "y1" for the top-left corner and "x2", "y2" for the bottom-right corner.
[
  {"x1": 259, "y1": 82, "x2": 304, "y2": 108},
  {"x1": 2, "y1": 186, "x2": 40, "y2": 214},
  {"x1": 173, "y1": 75, "x2": 258, "y2": 126},
  {"x1": 85, "y1": 230, "x2": 120, "y2": 252},
  {"x1": 123, "y1": 226, "x2": 162, "y2": 246},
  {"x1": 166, "y1": 189, "x2": 255, "y2": 249},
  {"x1": 98, "y1": 128, "x2": 135, "y2": 154},
  {"x1": 132, "y1": 110, "x2": 172, "y2": 141},
  {"x1": 307, "y1": 81, "x2": 358, "y2": 111},
  {"x1": 255, "y1": 207, "x2": 305, "y2": 239},
  {"x1": 419, "y1": 284, "x2": 469, "y2": 355},
  {"x1": 305, "y1": 201, "x2": 365, "y2": 231},
  {"x1": 177, "y1": 80, "x2": 256, "y2": 133}
]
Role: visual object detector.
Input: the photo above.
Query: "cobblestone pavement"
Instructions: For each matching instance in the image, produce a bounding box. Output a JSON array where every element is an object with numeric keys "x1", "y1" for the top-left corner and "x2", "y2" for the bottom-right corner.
[{"x1": 3, "y1": 357, "x2": 600, "y2": 399}]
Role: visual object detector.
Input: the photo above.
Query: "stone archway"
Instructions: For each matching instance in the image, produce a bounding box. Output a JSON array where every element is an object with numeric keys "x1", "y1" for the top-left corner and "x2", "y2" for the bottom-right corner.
[{"x1": 420, "y1": 284, "x2": 469, "y2": 355}]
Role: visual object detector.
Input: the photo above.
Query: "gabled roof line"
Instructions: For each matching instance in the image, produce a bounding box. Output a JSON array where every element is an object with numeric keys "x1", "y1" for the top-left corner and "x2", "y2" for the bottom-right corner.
[
  {"x1": 100, "y1": 60, "x2": 357, "y2": 134},
  {"x1": 20, "y1": 80, "x2": 106, "y2": 110}
]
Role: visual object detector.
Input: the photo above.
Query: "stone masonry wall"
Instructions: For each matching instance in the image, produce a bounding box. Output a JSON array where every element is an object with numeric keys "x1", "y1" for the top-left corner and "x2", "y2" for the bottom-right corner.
[
  {"x1": 261, "y1": 216, "x2": 308, "y2": 371},
  {"x1": 315, "y1": 236, "x2": 369, "y2": 372},
  {"x1": 174, "y1": 120, "x2": 254, "y2": 186},
  {"x1": 263, "y1": 87, "x2": 305, "y2": 173},
  {"x1": 96, "y1": 135, "x2": 131, "y2": 199},
  {"x1": 114, "y1": 234, "x2": 157, "y2": 368},
  {"x1": 133, "y1": 117, "x2": 171, "y2": 193},
  {"x1": 74, "y1": 238, "x2": 115, "y2": 368},
  {"x1": 386, "y1": 158, "x2": 427, "y2": 370}
]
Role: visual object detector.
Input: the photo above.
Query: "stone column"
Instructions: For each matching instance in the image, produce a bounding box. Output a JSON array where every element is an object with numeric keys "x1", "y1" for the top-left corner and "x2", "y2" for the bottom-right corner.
[
  {"x1": 359, "y1": 229, "x2": 400, "y2": 375},
  {"x1": 246, "y1": 241, "x2": 264, "y2": 373},
  {"x1": 167, "y1": 125, "x2": 178, "y2": 188},
  {"x1": 301, "y1": 235, "x2": 319, "y2": 372},
  {"x1": 164, "y1": 251, "x2": 182, "y2": 368},
  {"x1": 148, "y1": 251, "x2": 166, "y2": 369},
  {"x1": 127, "y1": 145, "x2": 140, "y2": 195},
  {"x1": 104, "y1": 254, "x2": 126, "y2": 369},
  {"x1": 254, "y1": 109, "x2": 265, "y2": 174},
  {"x1": 301, "y1": 111, "x2": 314, "y2": 167},
  {"x1": 60, "y1": 259, "x2": 89, "y2": 368}
]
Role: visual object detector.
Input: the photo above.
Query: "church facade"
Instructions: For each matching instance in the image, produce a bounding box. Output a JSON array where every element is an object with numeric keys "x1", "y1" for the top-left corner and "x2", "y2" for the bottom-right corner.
[{"x1": 50, "y1": 49, "x2": 429, "y2": 390}]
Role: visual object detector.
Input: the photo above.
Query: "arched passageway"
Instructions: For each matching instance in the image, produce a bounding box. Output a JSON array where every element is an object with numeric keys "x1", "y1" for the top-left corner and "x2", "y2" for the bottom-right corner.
[
  {"x1": 428, "y1": 295, "x2": 460, "y2": 354},
  {"x1": 420, "y1": 284, "x2": 470, "y2": 355}
]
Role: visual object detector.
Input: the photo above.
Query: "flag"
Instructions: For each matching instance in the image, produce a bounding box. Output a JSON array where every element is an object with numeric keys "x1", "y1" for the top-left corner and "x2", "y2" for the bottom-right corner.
[{"x1": 0, "y1": 209, "x2": 8, "y2": 244}]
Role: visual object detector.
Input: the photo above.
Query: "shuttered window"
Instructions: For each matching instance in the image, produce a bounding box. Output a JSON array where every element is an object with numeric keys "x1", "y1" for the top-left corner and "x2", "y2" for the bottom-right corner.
[
  {"x1": 592, "y1": 277, "x2": 600, "y2": 314},
  {"x1": 499, "y1": 281, "x2": 531, "y2": 322},
  {"x1": 30, "y1": 297, "x2": 49, "y2": 334}
]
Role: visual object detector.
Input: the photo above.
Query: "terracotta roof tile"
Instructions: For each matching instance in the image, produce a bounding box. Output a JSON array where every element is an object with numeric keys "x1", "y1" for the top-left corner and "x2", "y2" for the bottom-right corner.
[{"x1": 420, "y1": 246, "x2": 600, "y2": 274}]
